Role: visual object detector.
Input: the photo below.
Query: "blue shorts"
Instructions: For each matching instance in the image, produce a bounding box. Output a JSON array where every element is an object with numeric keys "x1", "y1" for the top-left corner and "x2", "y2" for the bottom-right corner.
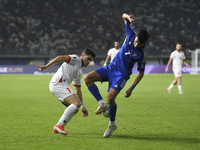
[{"x1": 95, "y1": 66, "x2": 127, "y2": 92}]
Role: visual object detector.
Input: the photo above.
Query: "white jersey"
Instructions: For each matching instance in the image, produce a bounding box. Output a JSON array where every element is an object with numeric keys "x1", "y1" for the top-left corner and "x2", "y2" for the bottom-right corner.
[
  {"x1": 170, "y1": 50, "x2": 186, "y2": 71},
  {"x1": 50, "y1": 54, "x2": 82, "y2": 87},
  {"x1": 107, "y1": 48, "x2": 120, "y2": 63}
]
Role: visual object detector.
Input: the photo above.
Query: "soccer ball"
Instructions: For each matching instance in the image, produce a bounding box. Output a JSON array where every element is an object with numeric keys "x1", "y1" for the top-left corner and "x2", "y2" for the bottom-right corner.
[{"x1": 103, "y1": 109, "x2": 109, "y2": 118}]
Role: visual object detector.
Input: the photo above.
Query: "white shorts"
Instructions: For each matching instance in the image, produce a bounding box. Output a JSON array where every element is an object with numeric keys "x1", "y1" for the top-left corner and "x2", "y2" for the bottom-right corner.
[
  {"x1": 173, "y1": 68, "x2": 182, "y2": 77},
  {"x1": 49, "y1": 83, "x2": 75, "y2": 103}
]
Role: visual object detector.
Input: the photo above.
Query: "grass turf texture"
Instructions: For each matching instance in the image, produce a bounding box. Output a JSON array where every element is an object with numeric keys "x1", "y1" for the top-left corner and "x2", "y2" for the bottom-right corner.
[{"x1": 0, "y1": 74, "x2": 199, "y2": 150}]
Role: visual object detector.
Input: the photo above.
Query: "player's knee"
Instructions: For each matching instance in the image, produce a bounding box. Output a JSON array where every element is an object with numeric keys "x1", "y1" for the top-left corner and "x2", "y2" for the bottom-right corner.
[
  {"x1": 173, "y1": 79, "x2": 177, "y2": 84},
  {"x1": 84, "y1": 74, "x2": 94, "y2": 86},
  {"x1": 73, "y1": 101, "x2": 81, "y2": 108},
  {"x1": 84, "y1": 74, "x2": 90, "y2": 84},
  {"x1": 77, "y1": 102, "x2": 81, "y2": 108},
  {"x1": 107, "y1": 95, "x2": 115, "y2": 105},
  {"x1": 84, "y1": 75, "x2": 89, "y2": 83}
]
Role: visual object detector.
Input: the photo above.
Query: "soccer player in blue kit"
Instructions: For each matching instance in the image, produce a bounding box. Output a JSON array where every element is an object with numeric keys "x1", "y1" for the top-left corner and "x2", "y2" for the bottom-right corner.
[{"x1": 84, "y1": 13, "x2": 150, "y2": 138}]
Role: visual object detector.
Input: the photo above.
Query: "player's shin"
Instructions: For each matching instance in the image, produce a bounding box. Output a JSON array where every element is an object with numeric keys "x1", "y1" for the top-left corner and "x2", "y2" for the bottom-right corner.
[
  {"x1": 88, "y1": 84, "x2": 104, "y2": 102},
  {"x1": 57, "y1": 104, "x2": 78, "y2": 126},
  {"x1": 109, "y1": 104, "x2": 117, "y2": 125}
]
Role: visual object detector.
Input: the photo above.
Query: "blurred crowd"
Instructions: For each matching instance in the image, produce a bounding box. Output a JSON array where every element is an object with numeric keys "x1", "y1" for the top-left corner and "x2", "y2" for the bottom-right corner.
[
  {"x1": 0, "y1": 0, "x2": 199, "y2": 56},
  {"x1": 123, "y1": 0, "x2": 200, "y2": 56}
]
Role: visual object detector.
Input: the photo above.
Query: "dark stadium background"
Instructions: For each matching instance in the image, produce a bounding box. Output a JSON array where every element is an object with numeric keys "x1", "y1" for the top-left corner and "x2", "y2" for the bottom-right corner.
[{"x1": 0, "y1": 0, "x2": 199, "y2": 66}]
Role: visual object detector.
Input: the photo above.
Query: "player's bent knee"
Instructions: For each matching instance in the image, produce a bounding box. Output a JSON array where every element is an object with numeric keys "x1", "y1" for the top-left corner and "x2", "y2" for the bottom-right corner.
[
  {"x1": 73, "y1": 101, "x2": 81, "y2": 108},
  {"x1": 107, "y1": 95, "x2": 113, "y2": 101},
  {"x1": 84, "y1": 74, "x2": 92, "y2": 84},
  {"x1": 84, "y1": 75, "x2": 89, "y2": 83},
  {"x1": 107, "y1": 96, "x2": 115, "y2": 105},
  {"x1": 84, "y1": 74, "x2": 95, "y2": 87}
]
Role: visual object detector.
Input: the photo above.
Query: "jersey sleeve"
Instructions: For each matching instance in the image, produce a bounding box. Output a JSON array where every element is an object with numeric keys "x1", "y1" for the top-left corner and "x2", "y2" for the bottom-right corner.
[
  {"x1": 126, "y1": 21, "x2": 138, "y2": 37},
  {"x1": 67, "y1": 54, "x2": 79, "y2": 65},
  {"x1": 72, "y1": 70, "x2": 82, "y2": 87},
  {"x1": 170, "y1": 52, "x2": 175, "y2": 59},
  {"x1": 137, "y1": 58, "x2": 146, "y2": 72},
  {"x1": 107, "y1": 49, "x2": 112, "y2": 56},
  {"x1": 72, "y1": 78, "x2": 81, "y2": 87}
]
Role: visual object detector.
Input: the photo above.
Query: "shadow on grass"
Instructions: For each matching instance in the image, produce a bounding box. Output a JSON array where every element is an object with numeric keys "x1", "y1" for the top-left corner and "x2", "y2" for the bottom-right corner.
[
  {"x1": 58, "y1": 132, "x2": 199, "y2": 145},
  {"x1": 114, "y1": 134, "x2": 200, "y2": 144}
]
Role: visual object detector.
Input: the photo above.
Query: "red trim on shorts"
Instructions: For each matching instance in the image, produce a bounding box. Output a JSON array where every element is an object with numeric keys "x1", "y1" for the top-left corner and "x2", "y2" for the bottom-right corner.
[
  {"x1": 67, "y1": 55, "x2": 71, "y2": 63},
  {"x1": 73, "y1": 84, "x2": 81, "y2": 87},
  {"x1": 58, "y1": 77, "x2": 62, "y2": 83}
]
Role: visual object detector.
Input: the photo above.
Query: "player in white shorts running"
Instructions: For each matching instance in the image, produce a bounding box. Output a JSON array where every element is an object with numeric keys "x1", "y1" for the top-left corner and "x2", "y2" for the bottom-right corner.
[
  {"x1": 165, "y1": 43, "x2": 189, "y2": 94},
  {"x1": 103, "y1": 41, "x2": 120, "y2": 67},
  {"x1": 37, "y1": 48, "x2": 96, "y2": 135}
]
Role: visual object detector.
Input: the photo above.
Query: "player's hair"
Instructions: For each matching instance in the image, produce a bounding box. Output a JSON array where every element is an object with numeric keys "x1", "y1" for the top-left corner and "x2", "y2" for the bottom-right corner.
[
  {"x1": 137, "y1": 30, "x2": 150, "y2": 44},
  {"x1": 82, "y1": 48, "x2": 96, "y2": 58}
]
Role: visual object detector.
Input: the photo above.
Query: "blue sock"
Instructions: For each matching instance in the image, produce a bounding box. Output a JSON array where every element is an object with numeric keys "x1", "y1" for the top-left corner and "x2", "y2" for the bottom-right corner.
[
  {"x1": 109, "y1": 104, "x2": 117, "y2": 122},
  {"x1": 88, "y1": 84, "x2": 103, "y2": 102}
]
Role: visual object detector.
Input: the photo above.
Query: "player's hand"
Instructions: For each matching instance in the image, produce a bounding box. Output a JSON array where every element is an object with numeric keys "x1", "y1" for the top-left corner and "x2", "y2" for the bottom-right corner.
[
  {"x1": 129, "y1": 14, "x2": 135, "y2": 22},
  {"x1": 37, "y1": 65, "x2": 47, "y2": 71},
  {"x1": 125, "y1": 88, "x2": 133, "y2": 98},
  {"x1": 165, "y1": 68, "x2": 168, "y2": 73},
  {"x1": 81, "y1": 107, "x2": 88, "y2": 117}
]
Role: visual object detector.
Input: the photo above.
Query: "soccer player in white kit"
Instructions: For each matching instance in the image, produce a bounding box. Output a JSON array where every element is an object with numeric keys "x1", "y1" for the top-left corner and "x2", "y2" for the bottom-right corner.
[
  {"x1": 165, "y1": 44, "x2": 189, "y2": 94},
  {"x1": 37, "y1": 49, "x2": 96, "y2": 135},
  {"x1": 103, "y1": 41, "x2": 120, "y2": 67}
]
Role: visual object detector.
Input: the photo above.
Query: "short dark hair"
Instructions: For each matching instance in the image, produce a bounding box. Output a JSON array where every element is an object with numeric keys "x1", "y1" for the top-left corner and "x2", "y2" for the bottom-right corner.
[
  {"x1": 137, "y1": 30, "x2": 150, "y2": 43},
  {"x1": 82, "y1": 48, "x2": 96, "y2": 58}
]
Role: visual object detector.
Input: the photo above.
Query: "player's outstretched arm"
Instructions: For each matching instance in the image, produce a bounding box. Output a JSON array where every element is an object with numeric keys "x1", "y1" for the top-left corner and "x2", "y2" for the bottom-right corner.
[
  {"x1": 125, "y1": 71, "x2": 144, "y2": 98},
  {"x1": 37, "y1": 55, "x2": 70, "y2": 71}
]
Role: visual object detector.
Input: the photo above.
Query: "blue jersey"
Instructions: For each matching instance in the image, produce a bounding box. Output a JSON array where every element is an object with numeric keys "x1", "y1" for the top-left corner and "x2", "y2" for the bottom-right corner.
[{"x1": 110, "y1": 21, "x2": 146, "y2": 80}]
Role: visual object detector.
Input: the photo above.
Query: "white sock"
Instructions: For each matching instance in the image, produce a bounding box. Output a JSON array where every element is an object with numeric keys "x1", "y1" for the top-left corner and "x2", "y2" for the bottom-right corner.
[
  {"x1": 178, "y1": 85, "x2": 182, "y2": 92},
  {"x1": 57, "y1": 104, "x2": 78, "y2": 126},
  {"x1": 169, "y1": 84, "x2": 175, "y2": 90},
  {"x1": 109, "y1": 121, "x2": 116, "y2": 126},
  {"x1": 99, "y1": 99, "x2": 106, "y2": 104},
  {"x1": 63, "y1": 112, "x2": 76, "y2": 126}
]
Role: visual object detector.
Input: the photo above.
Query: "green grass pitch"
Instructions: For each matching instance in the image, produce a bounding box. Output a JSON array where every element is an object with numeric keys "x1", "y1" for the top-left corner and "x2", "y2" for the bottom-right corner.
[{"x1": 0, "y1": 74, "x2": 200, "y2": 150}]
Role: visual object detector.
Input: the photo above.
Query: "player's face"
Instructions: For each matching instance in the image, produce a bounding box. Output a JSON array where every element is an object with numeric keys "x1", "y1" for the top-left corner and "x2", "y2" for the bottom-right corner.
[
  {"x1": 114, "y1": 42, "x2": 120, "y2": 49},
  {"x1": 81, "y1": 54, "x2": 94, "y2": 67},
  {"x1": 134, "y1": 37, "x2": 145, "y2": 48},
  {"x1": 176, "y1": 44, "x2": 182, "y2": 50}
]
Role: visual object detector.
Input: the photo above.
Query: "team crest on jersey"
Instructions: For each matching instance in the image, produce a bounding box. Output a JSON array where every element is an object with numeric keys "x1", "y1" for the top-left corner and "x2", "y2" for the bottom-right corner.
[{"x1": 132, "y1": 52, "x2": 137, "y2": 57}]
